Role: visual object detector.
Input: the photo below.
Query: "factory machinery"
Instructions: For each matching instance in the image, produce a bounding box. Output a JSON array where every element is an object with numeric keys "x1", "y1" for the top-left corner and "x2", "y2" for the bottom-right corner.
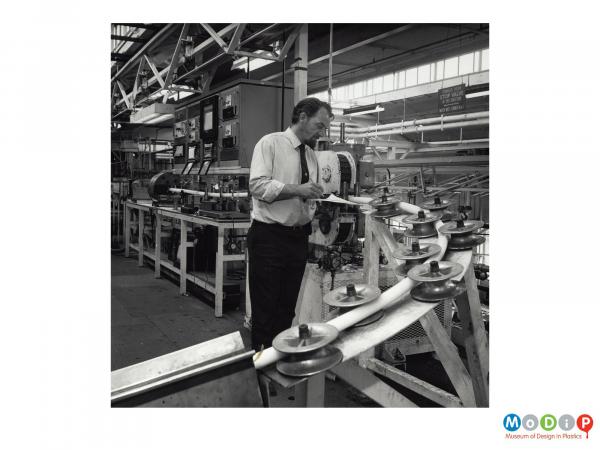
[
  {"x1": 122, "y1": 80, "x2": 294, "y2": 310},
  {"x1": 115, "y1": 128, "x2": 490, "y2": 407}
]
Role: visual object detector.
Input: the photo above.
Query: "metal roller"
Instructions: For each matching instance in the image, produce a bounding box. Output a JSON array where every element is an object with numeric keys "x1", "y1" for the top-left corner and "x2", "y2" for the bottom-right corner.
[
  {"x1": 407, "y1": 260, "x2": 466, "y2": 303},
  {"x1": 323, "y1": 283, "x2": 384, "y2": 328},
  {"x1": 273, "y1": 323, "x2": 342, "y2": 377},
  {"x1": 272, "y1": 323, "x2": 338, "y2": 354},
  {"x1": 276, "y1": 346, "x2": 343, "y2": 377},
  {"x1": 419, "y1": 195, "x2": 452, "y2": 212},
  {"x1": 439, "y1": 219, "x2": 485, "y2": 250},
  {"x1": 402, "y1": 210, "x2": 443, "y2": 238},
  {"x1": 370, "y1": 191, "x2": 402, "y2": 218},
  {"x1": 393, "y1": 241, "x2": 442, "y2": 276},
  {"x1": 324, "y1": 283, "x2": 381, "y2": 308}
]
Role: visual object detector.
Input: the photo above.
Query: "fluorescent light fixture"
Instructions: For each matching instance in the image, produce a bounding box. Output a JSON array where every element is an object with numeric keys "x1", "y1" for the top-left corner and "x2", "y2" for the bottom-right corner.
[
  {"x1": 343, "y1": 104, "x2": 385, "y2": 117},
  {"x1": 466, "y1": 90, "x2": 489, "y2": 99},
  {"x1": 130, "y1": 103, "x2": 175, "y2": 124}
]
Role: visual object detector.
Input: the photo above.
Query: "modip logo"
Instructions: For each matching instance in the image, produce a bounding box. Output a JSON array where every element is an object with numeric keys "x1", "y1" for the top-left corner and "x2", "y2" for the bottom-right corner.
[
  {"x1": 503, "y1": 413, "x2": 593, "y2": 440},
  {"x1": 503, "y1": 413, "x2": 521, "y2": 432}
]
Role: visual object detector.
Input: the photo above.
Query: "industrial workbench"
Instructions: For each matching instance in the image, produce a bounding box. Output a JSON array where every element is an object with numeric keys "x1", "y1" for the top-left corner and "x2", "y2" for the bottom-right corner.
[{"x1": 123, "y1": 200, "x2": 251, "y2": 317}]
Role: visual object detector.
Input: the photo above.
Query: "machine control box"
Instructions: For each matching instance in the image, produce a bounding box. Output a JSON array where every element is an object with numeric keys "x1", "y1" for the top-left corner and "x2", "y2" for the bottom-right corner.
[{"x1": 175, "y1": 80, "x2": 293, "y2": 170}]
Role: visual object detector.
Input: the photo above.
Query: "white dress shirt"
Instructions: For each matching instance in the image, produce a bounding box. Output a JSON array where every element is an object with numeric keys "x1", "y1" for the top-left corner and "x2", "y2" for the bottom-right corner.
[{"x1": 249, "y1": 127, "x2": 318, "y2": 226}]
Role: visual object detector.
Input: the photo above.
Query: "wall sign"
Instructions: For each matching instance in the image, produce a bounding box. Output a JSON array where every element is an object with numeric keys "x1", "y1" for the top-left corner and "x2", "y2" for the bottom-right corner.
[{"x1": 438, "y1": 84, "x2": 466, "y2": 114}]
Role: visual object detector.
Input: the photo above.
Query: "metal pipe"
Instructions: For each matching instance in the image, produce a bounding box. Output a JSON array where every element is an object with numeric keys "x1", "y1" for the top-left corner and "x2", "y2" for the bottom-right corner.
[
  {"x1": 330, "y1": 112, "x2": 488, "y2": 133},
  {"x1": 422, "y1": 138, "x2": 489, "y2": 146},
  {"x1": 344, "y1": 119, "x2": 489, "y2": 139}
]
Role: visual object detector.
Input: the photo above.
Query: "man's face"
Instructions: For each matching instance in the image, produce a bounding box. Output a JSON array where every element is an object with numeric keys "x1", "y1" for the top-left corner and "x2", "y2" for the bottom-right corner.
[{"x1": 299, "y1": 107, "x2": 331, "y2": 149}]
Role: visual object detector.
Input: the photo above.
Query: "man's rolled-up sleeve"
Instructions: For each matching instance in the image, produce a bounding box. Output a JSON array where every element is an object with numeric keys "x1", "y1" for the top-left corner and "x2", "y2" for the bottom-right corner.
[{"x1": 249, "y1": 137, "x2": 285, "y2": 203}]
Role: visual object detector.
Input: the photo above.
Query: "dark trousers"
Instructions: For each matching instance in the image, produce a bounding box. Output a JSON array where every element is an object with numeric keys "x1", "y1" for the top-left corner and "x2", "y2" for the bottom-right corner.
[{"x1": 247, "y1": 220, "x2": 309, "y2": 351}]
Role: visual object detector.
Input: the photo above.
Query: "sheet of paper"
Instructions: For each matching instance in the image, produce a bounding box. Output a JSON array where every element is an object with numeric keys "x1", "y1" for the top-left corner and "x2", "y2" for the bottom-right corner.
[{"x1": 315, "y1": 193, "x2": 364, "y2": 205}]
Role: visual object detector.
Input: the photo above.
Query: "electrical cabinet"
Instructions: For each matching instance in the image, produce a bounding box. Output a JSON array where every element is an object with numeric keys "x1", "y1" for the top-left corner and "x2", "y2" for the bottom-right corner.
[{"x1": 175, "y1": 79, "x2": 293, "y2": 171}]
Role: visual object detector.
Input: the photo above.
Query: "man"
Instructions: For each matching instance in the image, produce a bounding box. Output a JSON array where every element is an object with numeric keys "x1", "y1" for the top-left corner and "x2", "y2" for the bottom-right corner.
[{"x1": 247, "y1": 97, "x2": 333, "y2": 351}]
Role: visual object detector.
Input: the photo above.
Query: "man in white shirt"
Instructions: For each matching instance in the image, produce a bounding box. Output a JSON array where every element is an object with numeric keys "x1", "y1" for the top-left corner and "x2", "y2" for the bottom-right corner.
[{"x1": 248, "y1": 97, "x2": 333, "y2": 351}]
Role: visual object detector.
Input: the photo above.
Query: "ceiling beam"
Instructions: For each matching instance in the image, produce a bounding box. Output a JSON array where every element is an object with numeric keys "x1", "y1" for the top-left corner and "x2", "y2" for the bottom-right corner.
[
  {"x1": 111, "y1": 23, "x2": 177, "y2": 83},
  {"x1": 262, "y1": 24, "x2": 414, "y2": 82},
  {"x1": 114, "y1": 24, "x2": 239, "y2": 109},
  {"x1": 113, "y1": 23, "x2": 162, "y2": 30},
  {"x1": 111, "y1": 52, "x2": 130, "y2": 62},
  {"x1": 111, "y1": 34, "x2": 148, "y2": 43}
]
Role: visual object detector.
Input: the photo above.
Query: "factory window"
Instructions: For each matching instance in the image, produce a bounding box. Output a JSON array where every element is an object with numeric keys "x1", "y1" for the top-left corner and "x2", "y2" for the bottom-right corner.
[
  {"x1": 481, "y1": 48, "x2": 489, "y2": 70},
  {"x1": 417, "y1": 64, "x2": 431, "y2": 84},
  {"x1": 459, "y1": 52, "x2": 474, "y2": 75},
  {"x1": 309, "y1": 48, "x2": 488, "y2": 103},
  {"x1": 383, "y1": 73, "x2": 394, "y2": 92},
  {"x1": 364, "y1": 79, "x2": 373, "y2": 96},
  {"x1": 395, "y1": 70, "x2": 406, "y2": 89},
  {"x1": 474, "y1": 51, "x2": 481, "y2": 72},
  {"x1": 354, "y1": 81, "x2": 365, "y2": 97},
  {"x1": 436, "y1": 60, "x2": 444, "y2": 80},
  {"x1": 373, "y1": 77, "x2": 384, "y2": 94},
  {"x1": 406, "y1": 67, "x2": 418, "y2": 87},
  {"x1": 444, "y1": 56, "x2": 459, "y2": 78}
]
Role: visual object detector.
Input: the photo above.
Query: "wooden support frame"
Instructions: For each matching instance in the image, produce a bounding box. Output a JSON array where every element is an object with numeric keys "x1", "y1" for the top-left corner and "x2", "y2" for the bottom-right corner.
[
  {"x1": 419, "y1": 309, "x2": 476, "y2": 407},
  {"x1": 365, "y1": 358, "x2": 462, "y2": 407},
  {"x1": 332, "y1": 359, "x2": 417, "y2": 407},
  {"x1": 294, "y1": 373, "x2": 325, "y2": 407},
  {"x1": 342, "y1": 211, "x2": 489, "y2": 408},
  {"x1": 454, "y1": 261, "x2": 489, "y2": 406}
]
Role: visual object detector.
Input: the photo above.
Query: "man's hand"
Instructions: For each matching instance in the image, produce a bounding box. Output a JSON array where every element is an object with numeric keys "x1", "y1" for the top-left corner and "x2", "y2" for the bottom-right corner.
[{"x1": 296, "y1": 182, "x2": 324, "y2": 199}]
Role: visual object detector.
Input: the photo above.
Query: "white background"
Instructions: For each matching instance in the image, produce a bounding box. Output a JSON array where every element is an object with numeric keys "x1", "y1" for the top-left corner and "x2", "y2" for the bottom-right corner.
[{"x1": 0, "y1": 1, "x2": 598, "y2": 449}]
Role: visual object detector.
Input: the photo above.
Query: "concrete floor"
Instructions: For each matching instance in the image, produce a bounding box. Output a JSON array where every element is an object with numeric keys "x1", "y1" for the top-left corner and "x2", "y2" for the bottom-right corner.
[{"x1": 111, "y1": 253, "x2": 377, "y2": 407}]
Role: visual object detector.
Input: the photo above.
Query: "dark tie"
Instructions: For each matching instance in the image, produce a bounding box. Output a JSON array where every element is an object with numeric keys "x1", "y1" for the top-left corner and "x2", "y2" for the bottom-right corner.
[{"x1": 299, "y1": 145, "x2": 309, "y2": 184}]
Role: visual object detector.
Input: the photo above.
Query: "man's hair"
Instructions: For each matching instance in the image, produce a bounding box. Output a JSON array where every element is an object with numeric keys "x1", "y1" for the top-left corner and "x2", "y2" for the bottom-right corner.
[{"x1": 291, "y1": 97, "x2": 334, "y2": 124}]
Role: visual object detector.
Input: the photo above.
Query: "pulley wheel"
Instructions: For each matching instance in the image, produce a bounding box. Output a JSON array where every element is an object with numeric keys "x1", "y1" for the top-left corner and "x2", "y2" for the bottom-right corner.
[
  {"x1": 419, "y1": 196, "x2": 452, "y2": 212},
  {"x1": 407, "y1": 260, "x2": 466, "y2": 303},
  {"x1": 403, "y1": 211, "x2": 442, "y2": 238},
  {"x1": 439, "y1": 219, "x2": 486, "y2": 250},
  {"x1": 372, "y1": 207, "x2": 403, "y2": 219},
  {"x1": 410, "y1": 280, "x2": 466, "y2": 303},
  {"x1": 392, "y1": 242, "x2": 441, "y2": 261},
  {"x1": 272, "y1": 323, "x2": 339, "y2": 354},
  {"x1": 446, "y1": 234, "x2": 486, "y2": 250},
  {"x1": 403, "y1": 210, "x2": 443, "y2": 225},
  {"x1": 352, "y1": 309, "x2": 385, "y2": 327},
  {"x1": 439, "y1": 219, "x2": 484, "y2": 235},
  {"x1": 324, "y1": 283, "x2": 381, "y2": 308},
  {"x1": 276, "y1": 345, "x2": 343, "y2": 377},
  {"x1": 407, "y1": 260, "x2": 463, "y2": 282}
]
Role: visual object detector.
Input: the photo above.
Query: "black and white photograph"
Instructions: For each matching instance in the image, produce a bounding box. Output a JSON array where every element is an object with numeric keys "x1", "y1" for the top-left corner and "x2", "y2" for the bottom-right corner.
[
  {"x1": 110, "y1": 23, "x2": 490, "y2": 408},
  {"x1": 3, "y1": 2, "x2": 599, "y2": 448}
]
